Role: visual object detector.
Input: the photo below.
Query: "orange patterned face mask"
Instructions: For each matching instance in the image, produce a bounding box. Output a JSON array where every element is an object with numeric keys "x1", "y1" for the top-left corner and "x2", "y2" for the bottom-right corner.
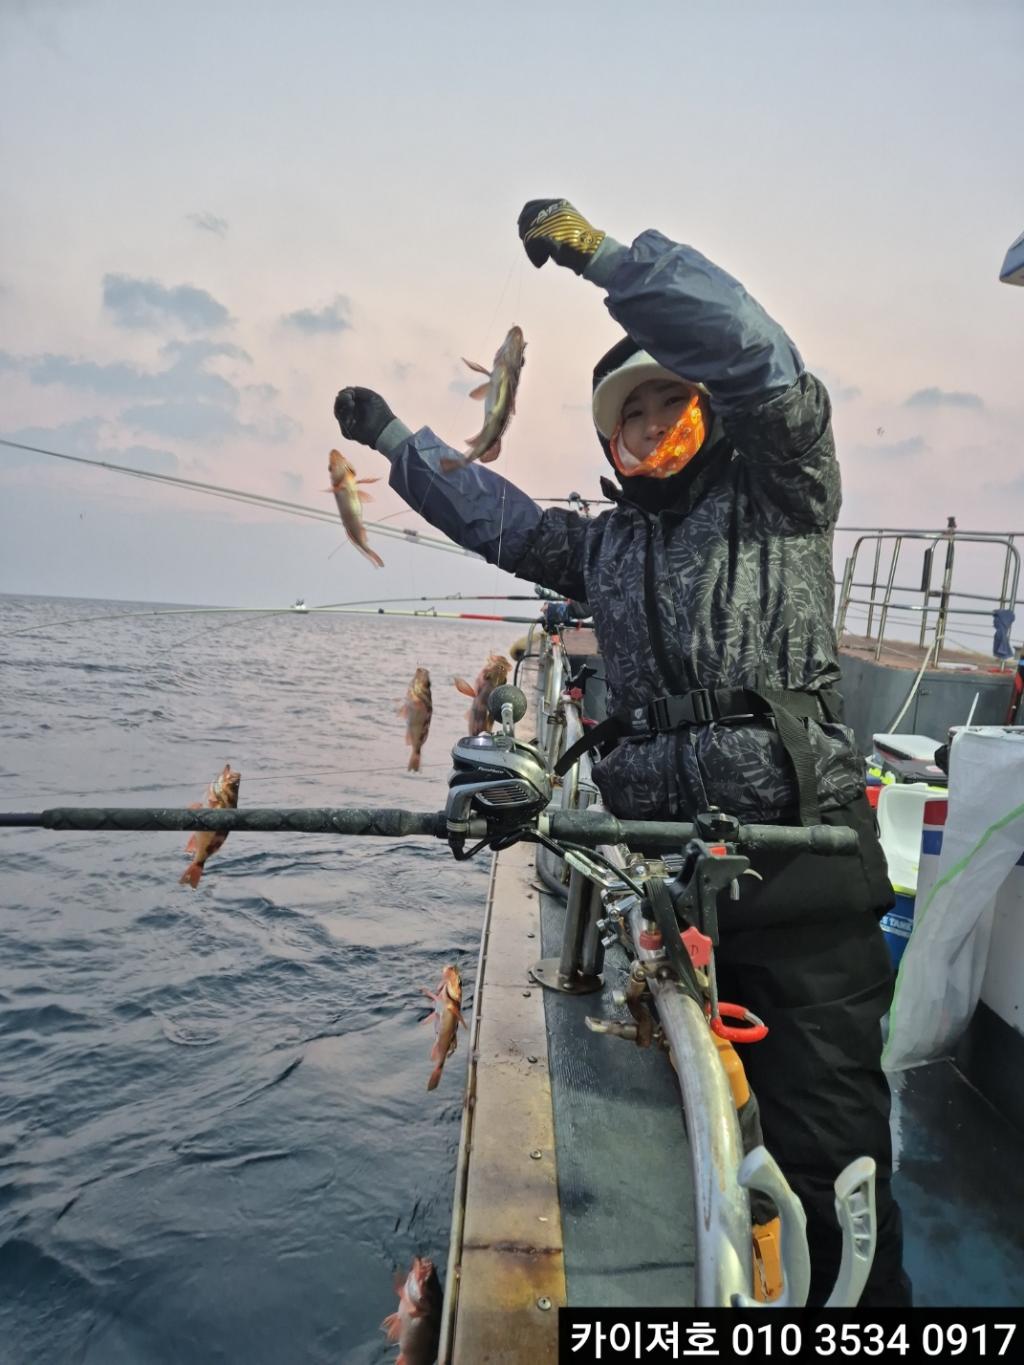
[{"x1": 611, "y1": 393, "x2": 707, "y2": 479}]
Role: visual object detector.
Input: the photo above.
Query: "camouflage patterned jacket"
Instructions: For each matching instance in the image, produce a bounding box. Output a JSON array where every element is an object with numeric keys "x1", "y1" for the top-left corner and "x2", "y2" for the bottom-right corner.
[{"x1": 380, "y1": 231, "x2": 864, "y2": 824}]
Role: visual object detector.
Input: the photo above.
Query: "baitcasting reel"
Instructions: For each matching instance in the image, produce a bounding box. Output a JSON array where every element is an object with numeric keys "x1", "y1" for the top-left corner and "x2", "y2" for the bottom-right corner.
[{"x1": 445, "y1": 685, "x2": 553, "y2": 857}]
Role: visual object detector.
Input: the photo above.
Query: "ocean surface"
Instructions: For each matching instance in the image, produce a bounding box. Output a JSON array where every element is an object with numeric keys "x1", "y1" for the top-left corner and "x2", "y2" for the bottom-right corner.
[{"x1": 0, "y1": 593, "x2": 508, "y2": 1363}]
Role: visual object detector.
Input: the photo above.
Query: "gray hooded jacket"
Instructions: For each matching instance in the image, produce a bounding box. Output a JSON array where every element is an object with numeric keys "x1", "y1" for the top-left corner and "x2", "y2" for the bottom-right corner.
[{"x1": 376, "y1": 230, "x2": 864, "y2": 824}]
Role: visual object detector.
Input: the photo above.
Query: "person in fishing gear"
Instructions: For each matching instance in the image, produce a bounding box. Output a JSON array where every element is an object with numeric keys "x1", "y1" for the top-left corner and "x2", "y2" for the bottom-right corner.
[{"x1": 334, "y1": 199, "x2": 910, "y2": 1307}]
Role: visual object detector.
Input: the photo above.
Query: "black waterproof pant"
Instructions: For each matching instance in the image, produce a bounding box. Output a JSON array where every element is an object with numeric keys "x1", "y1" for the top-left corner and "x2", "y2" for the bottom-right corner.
[{"x1": 714, "y1": 794, "x2": 913, "y2": 1308}]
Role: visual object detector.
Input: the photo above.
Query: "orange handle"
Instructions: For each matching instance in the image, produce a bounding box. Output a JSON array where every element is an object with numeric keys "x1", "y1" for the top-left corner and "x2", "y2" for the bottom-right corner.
[{"x1": 710, "y1": 1002, "x2": 768, "y2": 1044}]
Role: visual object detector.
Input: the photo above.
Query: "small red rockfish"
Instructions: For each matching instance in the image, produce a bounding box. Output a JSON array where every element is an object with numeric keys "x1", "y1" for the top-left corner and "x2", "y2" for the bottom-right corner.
[
  {"x1": 441, "y1": 325, "x2": 526, "y2": 472},
  {"x1": 180, "y1": 765, "x2": 240, "y2": 889},
  {"x1": 327, "y1": 448, "x2": 384, "y2": 568},
  {"x1": 381, "y1": 1255, "x2": 442, "y2": 1365},
  {"x1": 401, "y1": 668, "x2": 433, "y2": 773},
  {"x1": 422, "y1": 965, "x2": 467, "y2": 1092},
  {"x1": 453, "y1": 654, "x2": 511, "y2": 736}
]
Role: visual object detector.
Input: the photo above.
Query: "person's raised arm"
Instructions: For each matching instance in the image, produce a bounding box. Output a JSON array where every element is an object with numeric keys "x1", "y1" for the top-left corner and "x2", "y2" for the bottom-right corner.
[
  {"x1": 333, "y1": 386, "x2": 589, "y2": 600},
  {"x1": 518, "y1": 199, "x2": 839, "y2": 532}
]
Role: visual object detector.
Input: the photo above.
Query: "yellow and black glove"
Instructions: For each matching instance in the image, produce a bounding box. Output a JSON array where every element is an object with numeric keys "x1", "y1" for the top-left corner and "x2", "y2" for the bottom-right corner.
[{"x1": 518, "y1": 199, "x2": 606, "y2": 275}]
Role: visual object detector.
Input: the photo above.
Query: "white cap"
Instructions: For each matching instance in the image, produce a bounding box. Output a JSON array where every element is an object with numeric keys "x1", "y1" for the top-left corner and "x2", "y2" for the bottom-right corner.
[{"x1": 591, "y1": 349, "x2": 706, "y2": 440}]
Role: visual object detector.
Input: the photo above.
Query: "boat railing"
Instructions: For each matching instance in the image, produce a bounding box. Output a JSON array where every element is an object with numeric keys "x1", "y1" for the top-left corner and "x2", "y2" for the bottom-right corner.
[{"x1": 834, "y1": 524, "x2": 1021, "y2": 667}]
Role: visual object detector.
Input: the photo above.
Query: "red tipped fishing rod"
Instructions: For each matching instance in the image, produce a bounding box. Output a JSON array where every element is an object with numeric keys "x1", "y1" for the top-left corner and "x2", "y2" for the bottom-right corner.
[{"x1": 313, "y1": 607, "x2": 548, "y2": 625}]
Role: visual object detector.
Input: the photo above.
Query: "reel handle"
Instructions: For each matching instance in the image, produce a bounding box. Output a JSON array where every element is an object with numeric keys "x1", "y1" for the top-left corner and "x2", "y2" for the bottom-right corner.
[{"x1": 488, "y1": 684, "x2": 527, "y2": 729}]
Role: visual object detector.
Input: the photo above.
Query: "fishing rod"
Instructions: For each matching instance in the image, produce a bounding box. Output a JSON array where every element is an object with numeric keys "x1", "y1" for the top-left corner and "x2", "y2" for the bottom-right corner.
[
  {"x1": 310, "y1": 602, "x2": 590, "y2": 627},
  {"x1": 3, "y1": 592, "x2": 575, "y2": 639},
  {"x1": 311, "y1": 607, "x2": 546, "y2": 625},
  {"x1": 0, "y1": 438, "x2": 477, "y2": 559},
  {"x1": 314, "y1": 593, "x2": 562, "y2": 608},
  {"x1": 0, "y1": 804, "x2": 858, "y2": 854}
]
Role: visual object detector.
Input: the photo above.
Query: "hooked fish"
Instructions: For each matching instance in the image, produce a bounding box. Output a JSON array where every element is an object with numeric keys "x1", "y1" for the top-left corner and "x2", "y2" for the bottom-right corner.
[
  {"x1": 327, "y1": 448, "x2": 384, "y2": 568},
  {"x1": 422, "y1": 965, "x2": 467, "y2": 1092},
  {"x1": 400, "y1": 667, "x2": 433, "y2": 773},
  {"x1": 381, "y1": 1255, "x2": 443, "y2": 1365},
  {"x1": 440, "y1": 325, "x2": 526, "y2": 473},
  {"x1": 180, "y1": 764, "x2": 240, "y2": 889},
  {"x1": 452, "y1": 654, "x2": 511, "y2": 736}
]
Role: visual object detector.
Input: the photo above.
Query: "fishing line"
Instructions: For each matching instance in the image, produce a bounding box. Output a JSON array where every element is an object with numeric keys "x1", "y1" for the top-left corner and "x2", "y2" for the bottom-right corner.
[
  {"x1": 3, "y1": 593, "x2": 554, "y2": 642},
  {"x1": 493, "y1": 454, "x2": 510, "y2": 599},
  {"x1": 411, "y1": 239, "x2": 523, "y2": 530},
  {"x1": 0, "y1": 438, "x2": 475, "y2": 560},
  {"x1": 164, "y1": 604, "x2": 543, "y2": 652},
  {"x1": 164, "y1": 607, "x2": 309, "y2": 653},
  {"x1": 476, "y1": 251, "x2": 518, "y2": 359},
  {"x1": 486, "y1": 247, "x2": 527, "y2": 616},
  {"x1": 4, "y1": 603, "x2": 306, "y2": 640},
  {"x1": 326, "y1": 508, "x2": 417, "y2": 559}
]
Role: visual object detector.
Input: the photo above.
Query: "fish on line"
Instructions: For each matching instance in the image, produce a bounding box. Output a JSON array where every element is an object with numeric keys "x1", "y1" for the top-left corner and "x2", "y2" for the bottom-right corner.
[
  {"x1": 453, "y1": 654, "x2": 512, "y2": 736},
  {"x1": 327, "y1": 448, "x2": 384, "y2": 568},
  {"x1": 440, "y1": 325, "x2": 526, "y2": 473},
  {"x1": 400, "y1": 668, "x2": 433, "y2": 773},
  {"x1": 180, "y1": 764, "x2": 240, "y2": 888}
]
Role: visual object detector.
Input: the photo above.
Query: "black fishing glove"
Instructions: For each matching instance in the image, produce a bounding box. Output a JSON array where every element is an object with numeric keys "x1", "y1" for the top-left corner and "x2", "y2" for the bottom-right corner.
[
  {"x1": 518, "y1": 199, "x2": 607, "y2": 274},
  {"x1": 333, "y1": 387, "x2": 395, "y2": 449}
]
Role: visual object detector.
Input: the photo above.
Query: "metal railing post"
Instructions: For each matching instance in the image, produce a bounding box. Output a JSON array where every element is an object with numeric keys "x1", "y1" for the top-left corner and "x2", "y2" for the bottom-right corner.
[
  {"x1": 934, "y1": 520, "x2": 958, "y2": 662},
  {"x1": 836, "y1": 550, "x2": 856, "y2": 638},
  {"x1": 865, "y1": 537, "x2": 882, "y2": 638},
  {"x1": 874, "y1": 538, "x2": 903, "y2": 660},
  {"x1": 918, "y1": 545, "x2": 934, "y2": 650}
]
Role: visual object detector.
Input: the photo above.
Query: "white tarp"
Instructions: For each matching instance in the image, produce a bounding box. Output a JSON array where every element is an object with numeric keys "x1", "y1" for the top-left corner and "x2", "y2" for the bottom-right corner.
[{"x1": 883, "y1": 727, "x2": 1024, "y2": 1073}]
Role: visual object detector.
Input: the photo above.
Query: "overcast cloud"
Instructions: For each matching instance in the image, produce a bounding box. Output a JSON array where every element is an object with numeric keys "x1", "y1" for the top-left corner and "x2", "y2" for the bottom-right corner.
[
  {"x1": 281, "y1": 296, "x2": 352, "y2": 335},
  {"x1": 102, "y1": 273, "x2": 232, "y2": 332}
]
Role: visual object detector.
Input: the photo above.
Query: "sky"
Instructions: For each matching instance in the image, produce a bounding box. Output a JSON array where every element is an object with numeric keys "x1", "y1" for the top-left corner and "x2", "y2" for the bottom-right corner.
[{"x1": 1, "y1": 0, "x2": 1022, "y2": 608}]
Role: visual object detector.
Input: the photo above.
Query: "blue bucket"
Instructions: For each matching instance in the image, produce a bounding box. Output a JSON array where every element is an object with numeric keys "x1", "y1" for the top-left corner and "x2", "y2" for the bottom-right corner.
[{"x1": 880, "y1": 891, "x2": 916, "y2": 968}]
